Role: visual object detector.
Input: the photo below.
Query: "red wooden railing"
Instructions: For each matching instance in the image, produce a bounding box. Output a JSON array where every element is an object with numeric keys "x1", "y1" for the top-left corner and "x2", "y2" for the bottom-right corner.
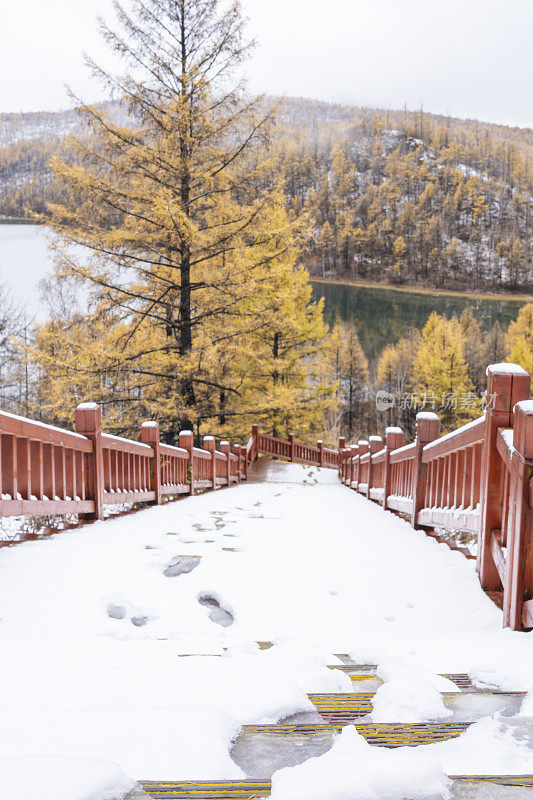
[
  {"x1": 251, "y1": 424, "x2": 339, "y2": 469},
  {"x1": 0, "y1": 403, "x2": 255, "y2": 521},
  {"x1": 338, "y1": 363, "x2": 533, "y2": 631},
  {"x1": 4, "y1": 370, "x2": 530, "y2": 630}
]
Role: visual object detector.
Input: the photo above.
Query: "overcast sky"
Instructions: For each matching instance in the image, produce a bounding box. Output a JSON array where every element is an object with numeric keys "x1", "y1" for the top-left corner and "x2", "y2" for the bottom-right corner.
[{"x1": 1, "y1": 0, "x2": 531, "y2": 128}]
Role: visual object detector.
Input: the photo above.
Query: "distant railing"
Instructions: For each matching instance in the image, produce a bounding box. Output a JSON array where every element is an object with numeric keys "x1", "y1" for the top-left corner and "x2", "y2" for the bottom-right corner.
[
  {"x1": 338, "y1": 364, "x2": 533, "y2": 631},
  {"x1": 0, "y1": 403, "x2": 253, "y2": 521},
  {"x1": 251, "y1": 425, "x2": 339, "y2": 469}
]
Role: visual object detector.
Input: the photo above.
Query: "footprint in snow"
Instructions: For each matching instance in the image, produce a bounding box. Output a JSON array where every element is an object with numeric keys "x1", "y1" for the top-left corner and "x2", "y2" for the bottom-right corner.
[
  {"x1": 107, "y1": 603, "x2": 127, "y2": 620},
  {"x1": 131, "y1": 615, "x2": 150, "y2": 627},
  {"x1": 106, "y1": 604, "x2": 151, "y2": 627},
  {"x1": 163, "y1": 555, "x2": 201, "y2": 578},
  {"x1": 198, "y1": 594, "x2": 234, "y2": 627}
]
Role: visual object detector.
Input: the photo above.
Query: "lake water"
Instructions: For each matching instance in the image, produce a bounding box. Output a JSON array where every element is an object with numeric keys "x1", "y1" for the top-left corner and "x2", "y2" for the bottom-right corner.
[
  {"x1": 0, "y1": 223, "x2": 51, "y2": 317},
  {"x1": 0, "y1": 224, "x2": 526, "y2": 358},
  {"x1": 312, "y1": 281, "x2": 526, "y2": 361}
]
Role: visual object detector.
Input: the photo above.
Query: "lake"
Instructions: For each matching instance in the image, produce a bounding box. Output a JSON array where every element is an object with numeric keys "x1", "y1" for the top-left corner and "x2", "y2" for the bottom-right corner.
[
  {"x1": 0, "y1": 224, "x2": 526, "y2": 357},
  {"x1": 311, "y1": 280, "x2": 526, "y2": 361},
  {"x1": 0, "y1": 223, "x2": 51, "y2": 317}
]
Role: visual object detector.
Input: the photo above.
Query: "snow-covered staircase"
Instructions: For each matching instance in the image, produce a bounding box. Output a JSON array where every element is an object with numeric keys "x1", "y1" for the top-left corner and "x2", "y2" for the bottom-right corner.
[{"x1": 138, "y1": 656, "x2": 532, "y2": 798}]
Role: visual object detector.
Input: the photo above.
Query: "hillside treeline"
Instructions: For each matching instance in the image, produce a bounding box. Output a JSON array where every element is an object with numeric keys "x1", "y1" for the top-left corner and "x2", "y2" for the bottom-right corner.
[
  {"x1": 1, "y1": 99, "x2": 532, "y2": 292},
  {"x1": 271, "y1": 101, "x2": 532, "y2": 291}
]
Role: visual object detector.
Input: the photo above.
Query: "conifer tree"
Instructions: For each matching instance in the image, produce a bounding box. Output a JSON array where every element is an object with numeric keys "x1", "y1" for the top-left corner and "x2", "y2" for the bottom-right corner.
[
  {"x1": 329, "y1": 321, "x2": 369, "y2": 437},
  {"x1": 413, "y1": 312, "x2": 476, "y2": 430},
  {"x1": 36, "y1": 0, "x2": 332, "y2": 440},
  {"x1": 506, "y1": 303, "x2": 533, "y2": 372}
]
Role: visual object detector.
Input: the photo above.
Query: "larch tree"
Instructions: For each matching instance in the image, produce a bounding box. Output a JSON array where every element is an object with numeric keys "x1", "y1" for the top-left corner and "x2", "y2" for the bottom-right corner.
[
  {"x1": 35, "y1": 0, "x2": 332, "y2": 440},
  {"x1": 329, "y1": 321, "x2": 369, "y2": 438},
  {"x1": 413, "y1": 312, "x2": 476, "y2": 430},
  {"x1": 506, "y1": 303, "x2": 533, "y2": 373}
]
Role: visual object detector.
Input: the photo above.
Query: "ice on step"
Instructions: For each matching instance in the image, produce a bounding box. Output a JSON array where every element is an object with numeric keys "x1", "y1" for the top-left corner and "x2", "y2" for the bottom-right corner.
[
  {"x1": 451, "y1": 780, "x2": 533, "y2": 800},
  {"x1": 231, "y1": 729, "x2": 335, "y2": 779}
]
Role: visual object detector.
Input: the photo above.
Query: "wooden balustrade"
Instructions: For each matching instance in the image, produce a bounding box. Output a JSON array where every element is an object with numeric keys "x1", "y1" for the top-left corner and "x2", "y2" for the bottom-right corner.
[
  {"x1": 338, "y1": 363, "x2": 533, "y2": 631},
  {"x1": 0, "y1": 403, "x2": 256, "y2": 522},
  {"x1": 4, "y1": 367, "x2": 532, "y2": 630},
  {"x1": 253, "y1": 428, "x2": 340, "y2": 468}
]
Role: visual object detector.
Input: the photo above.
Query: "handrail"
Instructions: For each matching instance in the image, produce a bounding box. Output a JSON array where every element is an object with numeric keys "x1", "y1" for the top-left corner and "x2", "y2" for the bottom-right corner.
[
  {"x1": 0, "y1": 405, "x2": 256, "y2": 521},
  {"x1": 337, "y1": 363, "x2": 533, "y2": 632},
  {"x1": 252, "y1": 424, "x2": 339, "y2": 468}
]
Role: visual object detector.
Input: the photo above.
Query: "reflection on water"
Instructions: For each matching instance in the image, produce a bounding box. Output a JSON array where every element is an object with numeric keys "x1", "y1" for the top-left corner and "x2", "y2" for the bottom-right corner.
[{"x1": 311, "y1": 281, "x2": 525, "y2": 361}]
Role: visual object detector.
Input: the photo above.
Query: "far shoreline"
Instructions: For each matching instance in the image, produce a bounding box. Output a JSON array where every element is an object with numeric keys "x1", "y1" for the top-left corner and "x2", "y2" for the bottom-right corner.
[{"x1": 310, "y1": 275, "x2": 532, "y2": 304}]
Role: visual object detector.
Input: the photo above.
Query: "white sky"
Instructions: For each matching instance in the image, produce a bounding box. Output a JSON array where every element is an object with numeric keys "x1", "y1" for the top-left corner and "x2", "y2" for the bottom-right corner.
[{"x1": 1, "y1": 0, "x2": 532, "y2": 128}]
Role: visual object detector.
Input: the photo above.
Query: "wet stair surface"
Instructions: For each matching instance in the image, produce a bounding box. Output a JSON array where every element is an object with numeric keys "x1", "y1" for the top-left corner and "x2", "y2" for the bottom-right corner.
[
  {"x1": 140, "y1": 777, "x2": 533, "y2": 799},
  {"x1": 140, "y1": 656, "x2": 532, "y2": 799}
]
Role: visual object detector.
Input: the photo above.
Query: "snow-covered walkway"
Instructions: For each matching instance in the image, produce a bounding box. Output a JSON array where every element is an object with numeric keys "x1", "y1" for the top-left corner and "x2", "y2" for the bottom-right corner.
[{"x1": 0, "y1": 460, "x2": 533, "y2": 799}]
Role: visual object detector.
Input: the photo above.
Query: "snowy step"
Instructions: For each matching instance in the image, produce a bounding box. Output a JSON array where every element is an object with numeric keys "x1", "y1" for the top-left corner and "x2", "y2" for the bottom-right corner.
[
  {"x1": 230, "y1": 721, "x2": 474, "y2": 780},
  {"x1": 140, "y1": 779, "x2": 270, "y2": 798},
  {"x1": 308, "y1": 691, "x2": 525, "y2": 723},
  {"x1": 239, "y1": 720, "x2": 470, "y2": 745},
  {"x1": 140, "y1": 776, "x2": 533, "y2": 798},
  {"x1": 328, "y1": 663, "x2": 478, "y2": 691}
]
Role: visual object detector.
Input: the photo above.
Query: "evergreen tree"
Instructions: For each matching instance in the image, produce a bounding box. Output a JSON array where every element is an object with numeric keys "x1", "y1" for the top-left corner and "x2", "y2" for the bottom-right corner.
[
  {"x1": 413, "y1": 312, "x2": 476, "y2": 430},
  {"x1": 506, "y1": 303, "x2": 533, "y2": 372},
  {"x1": 330, "y1": 321, "x2": 369, "y2": 437},
  {"x1": 36, "y1": 0, "x2": 333, "y2": 440}
]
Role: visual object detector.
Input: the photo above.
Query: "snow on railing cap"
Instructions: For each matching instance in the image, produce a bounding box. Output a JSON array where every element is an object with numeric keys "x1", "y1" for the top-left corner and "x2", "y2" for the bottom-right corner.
[
  {"x1": 416, "y1": 411, "x2": 440, "y2": 421},
  {"x1": 141, "y1": 421, "x2": 158, "y2": 428},
  {"x1": 385, "y1": 426, "x2": 403, "y2": 434},
  {"x1": 487, "y1": 362, "x2": 529, "y2": 376},
  {"x1": 220, "y1": 440, "x2": 229, "y2": 446},
  {"x1": 357, "y1": 439, "x2": 369, "y2": 445},
  {"x1": 76, "y1": 402, "x2": 99, "y2": 410},
  {"x1": 515, "y1": 399, "x2": 533, "y2": 415},
  {"x1": 317, "y1": 439, "x2": 322, "y2": 444},
  {"x1": 203, "y1": 435, "x2": 215, "y2": 441},
  {"x1": 369, "y1": 435, "x2": 383, "y2": 442},
  {"x1": 179, "y1": 429, "x2": 193, "y2": 435}
]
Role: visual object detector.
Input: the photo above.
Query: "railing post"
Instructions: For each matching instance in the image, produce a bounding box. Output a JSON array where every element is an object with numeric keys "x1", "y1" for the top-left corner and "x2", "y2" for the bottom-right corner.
[
  {"x1": 141, "y1": 421, "x2": 161, "y2": 504},
  {"x1": 232, "y1": 444, "x2": 241, "y2": 483},
  {"x1": 179, "y1": 430, "x2": 194, "y2": 495},
  {"x1": 338, "y1": 436, "x2": 346, "y2": 475},
  {"x1": 383, "y1": 427, "x2": 404, "y2": 510},
  {"x1": 357, "y1": 440, "x2": 369, "y2": 491},
  {"x1": 478, "y1": 364, "x2": 530, "y2": 591},
  {"x1": 242, "y1": 441, "x2": 249, "y2": 479},
  {"x1": 367, "y1": 436, "x2": 383, "y2": 499},
  {"x1": 318, "y1": 440, "x2": 324, "y2": 467},
  {"x1": 288, "y1": 433, "x2": 295, "y2": 462},
  {"x1": 220, "y1": 441, "x2": 231, "y2": 485},
  {"x1": 503, "y1": 400, "x2": 533, "y2": 630},
  {"x1": 349, "y1": 445, "x2": 358, "y2": 488},
  {"x1": 203, "y1": 436, "x2": 216, "y2": 490},
  {"x1": 75, "y1": 402, "x2": 104, "y2": 521},
  {"x1": 252, "y1": 424, "x2": 259, "y2": 461},
  {"x1": 341, "y1": 448, "x2": 348, "y2": 483},
  {"x1": 411, "y1": 412, "x2": 440, "y2": 528}
]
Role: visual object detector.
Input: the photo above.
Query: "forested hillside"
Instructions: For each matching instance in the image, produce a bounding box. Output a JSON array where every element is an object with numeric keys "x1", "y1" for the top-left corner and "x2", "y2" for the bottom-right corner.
[
  {"x1": 1, "y1": 98, "x2": 532, "y2": 290},
  {"x1": 271, "y1": 99, "x2": 533, "y2": 291}
]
